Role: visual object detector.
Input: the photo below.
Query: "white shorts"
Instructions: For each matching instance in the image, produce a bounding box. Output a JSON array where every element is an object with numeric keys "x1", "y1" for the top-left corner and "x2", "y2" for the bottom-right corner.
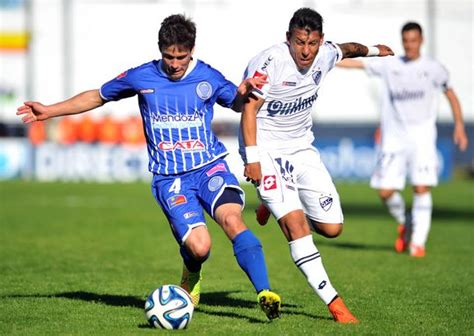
[
  {"x1": 257, "y1": 147, "x2": 344, "y2": 224},
  {"x1": 370, "y1": 145, "x2": 439, "y2": 190}
]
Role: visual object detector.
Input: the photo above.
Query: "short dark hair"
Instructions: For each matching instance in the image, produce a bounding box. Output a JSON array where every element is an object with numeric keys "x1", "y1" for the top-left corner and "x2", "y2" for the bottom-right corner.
[
  {"x1": 158, "y1": 14, "x2": 196, "y2": 51},
  {"x1": 401, "y1": 22, "x2": 423, "y2": 35},
  {"x1": 288, "y1": 8, "x2": 323, "y2": 35}
]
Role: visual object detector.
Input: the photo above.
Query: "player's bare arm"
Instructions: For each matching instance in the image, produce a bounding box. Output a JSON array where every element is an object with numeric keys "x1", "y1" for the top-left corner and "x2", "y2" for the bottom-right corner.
[
  {"x1": 444, "y1": 88, "x2": 468, "y2": 151},
  {"x1": 16, "y1": 89, "x2": 105, "y2": 124},
  {"x1": 338, "y1": 43, "x2": 394, "y2": 59},
  {"x1": 241, "y1": 94, "x2": 265, "y2": 185},
  {"x1": 232, "y1": 77, "x2": 268, "y2": 112}
]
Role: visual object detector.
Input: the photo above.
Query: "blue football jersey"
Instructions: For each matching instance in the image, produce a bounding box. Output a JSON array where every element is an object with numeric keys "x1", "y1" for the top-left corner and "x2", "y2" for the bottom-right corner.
[{"x1": 100, "y1": 59, "x2": 238, "y2": 175}]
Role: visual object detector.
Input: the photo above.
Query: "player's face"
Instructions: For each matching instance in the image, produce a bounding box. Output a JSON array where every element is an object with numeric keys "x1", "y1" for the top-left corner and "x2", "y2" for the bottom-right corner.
[
  {"x1": 287, "y1": 28, "x2": 323, "y2": 71},
  {"x1": 161, "y1": 45, "x2": 194, "y2": 80},
  {"x1": 402, "y1": 29, "x2": 423, "y2": 60}
]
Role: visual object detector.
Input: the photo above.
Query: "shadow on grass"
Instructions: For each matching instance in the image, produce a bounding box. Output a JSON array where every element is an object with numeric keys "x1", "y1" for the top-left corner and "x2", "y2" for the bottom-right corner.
[
  {"x1": 316, "y1": 239, "x2": 394, "y2": 252},
  {"x1": 4, "y1": 290, "x2": 327, "y2": 324}
]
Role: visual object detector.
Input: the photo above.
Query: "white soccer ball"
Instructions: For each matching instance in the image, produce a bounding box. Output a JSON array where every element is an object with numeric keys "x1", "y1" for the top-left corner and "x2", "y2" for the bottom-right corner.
[{"x1": 144, "y1": 285, "x2": 194, "y2": 329}]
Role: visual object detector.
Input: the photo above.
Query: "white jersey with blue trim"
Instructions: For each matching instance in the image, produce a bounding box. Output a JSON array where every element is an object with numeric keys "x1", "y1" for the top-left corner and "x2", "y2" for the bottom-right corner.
[
  {"x1": 100, "y1": 59, "x2": 238, "y2": 175},
  {"x1": 239, "y1": 41, "x2": 342, "y2": 154},
  {"x1": 365, "y1": 56, "x2": 450, "y2": 150}
]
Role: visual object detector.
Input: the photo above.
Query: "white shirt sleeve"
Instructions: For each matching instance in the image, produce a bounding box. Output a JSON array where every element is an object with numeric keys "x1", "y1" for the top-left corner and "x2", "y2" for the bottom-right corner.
[{"x1": 243, "y1": 49, "x2": 277, "y2": 99}]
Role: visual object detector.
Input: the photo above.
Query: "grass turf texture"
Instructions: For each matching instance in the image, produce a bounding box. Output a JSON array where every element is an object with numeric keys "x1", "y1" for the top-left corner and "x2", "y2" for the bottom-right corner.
[{"x1": 0, "y1": 179, "x2": 472, "y2": 335}]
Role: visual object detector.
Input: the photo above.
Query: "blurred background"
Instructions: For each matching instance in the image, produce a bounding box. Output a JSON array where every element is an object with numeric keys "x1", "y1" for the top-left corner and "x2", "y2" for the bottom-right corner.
[{"x1": 0, "y1": 0, "x2": 472, "y2": 182}]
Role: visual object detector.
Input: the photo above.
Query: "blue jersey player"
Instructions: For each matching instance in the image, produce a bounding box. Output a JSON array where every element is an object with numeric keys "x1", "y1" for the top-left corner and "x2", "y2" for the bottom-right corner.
[{"x1": 17, "y1": 14, "x2": 281, "y2": 320}]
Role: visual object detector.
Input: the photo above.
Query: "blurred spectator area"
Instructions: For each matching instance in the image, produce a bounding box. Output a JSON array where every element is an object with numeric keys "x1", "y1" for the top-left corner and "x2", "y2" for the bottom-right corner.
[{"x1": 6, "y1": 115, "x2": 146, "y2": 146}]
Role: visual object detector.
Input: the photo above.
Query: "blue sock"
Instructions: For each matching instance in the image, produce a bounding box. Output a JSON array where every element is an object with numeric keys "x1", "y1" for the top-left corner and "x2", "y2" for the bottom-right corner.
[
  {"x1": 180, "y1": 246, "x2": 207, "y2": 273},
  {"x1": 232, "y1": 229, "x2": 271, "y2": 293}
]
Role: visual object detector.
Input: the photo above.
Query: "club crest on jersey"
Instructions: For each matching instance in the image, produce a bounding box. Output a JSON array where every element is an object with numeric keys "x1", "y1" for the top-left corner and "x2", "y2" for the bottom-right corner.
[
  {"x1": 196, "y1": 81, "x2": 213, "y2": 100},
  {"x1": 208, "y1": 176, "x2": 224, "y2": 192},
  {"x1": 319, "y1": 196, "x2": 333, "y2": 211},
  {"x1": 262, "y1": 175, "x2": 277, "y2": 191},
  {"x1": 206, "y1": 163, "x2": 227, "y2": 177},
  {"x1": 312, "y1": 70, "x2": 322, "y2": 85},
  {"x1": 167, "y1": 195, "x2": 187, "y2": 208}
]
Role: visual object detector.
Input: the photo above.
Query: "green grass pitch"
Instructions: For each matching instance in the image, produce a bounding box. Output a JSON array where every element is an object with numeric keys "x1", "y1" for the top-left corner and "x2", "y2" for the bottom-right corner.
[{"x1": 0, "y1": 179, "x2": 472, "y2": 335}]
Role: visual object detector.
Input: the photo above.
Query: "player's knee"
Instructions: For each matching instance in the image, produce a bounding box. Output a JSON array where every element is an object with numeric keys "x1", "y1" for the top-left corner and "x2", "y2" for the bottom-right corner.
[
  {"x1": 190, "y1": 244, "x2": 211, "y2": 262},
  {"x1": 312, "y1": 222, "x2": 343, "y2": 238},
  {"x1": 378, "y1": 189, "x2": 395, "y2": 200}
]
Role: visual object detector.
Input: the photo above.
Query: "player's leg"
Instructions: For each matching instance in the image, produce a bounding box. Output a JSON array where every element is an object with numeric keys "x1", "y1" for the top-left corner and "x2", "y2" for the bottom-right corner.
[
  {"x1": 290, "y1": 149, "x2": 357, "y2": 323},
  {"x1": 199, "y1": 159, "x2": 281, "y2": 320},
  {"x1": 408, "y1": 146, "x2": 438, "y2": 257},
  {"x1": 370, "y1": 150, "x2": 409, "y2": 252},
  {"x1": 261, "y1": 150, "x2": 357, "y2": 323},
  {"x1": 151, "y1": 173, "x2": 209, "y2": 306},
  {"x1": 409, "y1": 186, "x2": 432, "y2": 257}
]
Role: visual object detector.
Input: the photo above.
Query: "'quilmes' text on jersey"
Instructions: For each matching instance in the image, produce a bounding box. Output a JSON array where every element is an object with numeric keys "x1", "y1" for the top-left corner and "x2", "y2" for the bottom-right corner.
[{"x1": 267, "y1": 92, "x2": 318, "y2": 117}]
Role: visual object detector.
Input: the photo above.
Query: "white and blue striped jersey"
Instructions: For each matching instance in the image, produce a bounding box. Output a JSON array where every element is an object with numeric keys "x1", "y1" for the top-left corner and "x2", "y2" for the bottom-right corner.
[{"x1": 100, "y1": 59, "x2": 238, "y2": 175}]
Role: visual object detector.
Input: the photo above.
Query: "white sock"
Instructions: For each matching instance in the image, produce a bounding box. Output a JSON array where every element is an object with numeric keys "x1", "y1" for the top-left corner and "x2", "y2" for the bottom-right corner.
[
  {"x1": 384, "y1": 192, "x2": 406, "y2": 224},
  {"x1": 411, "y1": 192, "x2": 432, "y2": 247},
  {"x1": 289, "y1": 235, "x2": 337, "y2": 305}
]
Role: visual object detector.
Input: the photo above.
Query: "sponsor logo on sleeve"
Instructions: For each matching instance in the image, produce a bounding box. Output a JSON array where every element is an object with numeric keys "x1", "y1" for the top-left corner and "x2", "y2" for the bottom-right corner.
[
  {"x1": 139, "y1": 88, "x2": 155, "y2": 94},
  {"x1": 196, "y1": 81, "x2": 213, "y2": 100},
  {"x1": 282, "y1": 81, "x2": 297, "y2": 86},
  {"x1": 167, "y1": 195, "x2": 187, "y2": 208},
  {"x1": 263, "y1": 175, "x2": 277, "y2": 191},
  {"x1": 252, "y1": 71, "x2": 267, "y2": 90}
]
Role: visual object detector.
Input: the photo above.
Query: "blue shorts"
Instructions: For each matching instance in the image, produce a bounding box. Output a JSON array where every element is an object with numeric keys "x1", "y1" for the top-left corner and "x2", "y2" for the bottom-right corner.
[{"x1": 151, "y1": 158, "x2": 244, "y2": 245}]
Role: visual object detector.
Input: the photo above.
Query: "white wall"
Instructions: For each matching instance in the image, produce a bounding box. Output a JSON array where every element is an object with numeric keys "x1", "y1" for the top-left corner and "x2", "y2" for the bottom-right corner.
[{"x1": 1, "y1": 0, "x2": 472, "y2": 123}]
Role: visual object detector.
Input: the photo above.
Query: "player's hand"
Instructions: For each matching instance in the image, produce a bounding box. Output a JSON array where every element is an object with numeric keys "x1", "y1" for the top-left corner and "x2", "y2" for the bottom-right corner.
[
  {"x1": 244, "y1": 162, "x2": 262, "y2": 187},
  {"x1": 375, "y1": 44, "x2": 394, "y2": 57},
  {"x1": 453, "y1": 124, "x2": 468, "y2": 151},
  {"x1": 237, "y1": 76, "x2": 268, "y2": 96},
  {"x1": 16, "y1": 101, "x2": 49, "y2": 124}
]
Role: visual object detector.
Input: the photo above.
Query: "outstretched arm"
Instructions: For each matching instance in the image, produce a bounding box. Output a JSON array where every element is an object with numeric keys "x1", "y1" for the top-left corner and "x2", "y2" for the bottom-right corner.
[
  {"x1": 338, "y1": 43, "x2": 394, "y2": 59},
  {"x1": 16, "y1": 89, "x2": 105, "y2": 124},
  {"x1": 241, "y1": 94, "x2": 265, "y2": 186},
  {"x1": 444, "y1": 88, "x2": 468, "y2": 151}
]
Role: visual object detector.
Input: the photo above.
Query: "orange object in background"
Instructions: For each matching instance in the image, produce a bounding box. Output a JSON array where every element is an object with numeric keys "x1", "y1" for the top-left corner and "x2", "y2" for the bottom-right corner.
[
  {"x1": 77, "y1": 116, "x2": 98, "y2": 143},
  {"x1": 28, "y1": 121, "x2": 47, "y2": 145},
  {"x1": 56, "y1": 117, "x2": 78, "y2": 145},
  {"x1": 97, "y1": 115, "x2": 122, "y2": 144},
  {"x1": 121, "y1": 116, "x2": 146, "y2": 145}
]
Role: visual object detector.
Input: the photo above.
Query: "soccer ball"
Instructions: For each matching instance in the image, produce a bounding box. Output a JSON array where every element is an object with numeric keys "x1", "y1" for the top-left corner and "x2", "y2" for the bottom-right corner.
[{"x1": 144, "y1": 285, "x2": 194, "y2": 329}]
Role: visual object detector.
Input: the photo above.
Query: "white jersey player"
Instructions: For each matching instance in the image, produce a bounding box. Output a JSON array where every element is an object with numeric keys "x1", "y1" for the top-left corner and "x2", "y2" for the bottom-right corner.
[
  {"x1": 239, "y1": 7, "x2": 394, "y2": 324},
  {"x1": 338, "y1": 22, "x2": 468, "y2": 257}
]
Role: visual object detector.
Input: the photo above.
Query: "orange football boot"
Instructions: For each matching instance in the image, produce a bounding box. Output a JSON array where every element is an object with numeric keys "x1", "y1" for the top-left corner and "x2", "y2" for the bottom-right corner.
[{"x1": 328, "y1": 297, "x2": 359, "y2": 324}]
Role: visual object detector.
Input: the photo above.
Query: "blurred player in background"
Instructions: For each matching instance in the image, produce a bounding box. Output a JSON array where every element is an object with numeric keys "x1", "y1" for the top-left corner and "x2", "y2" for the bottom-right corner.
[
  {"x1": 338, "y1": 22, "x2": 468, "y2": 257},
  {"x1": 239, "y1": 7, "x2": 393, "y2": 323},
  {"x1": 17, "y1": 14, "x2": 281, "y2": 320}
]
